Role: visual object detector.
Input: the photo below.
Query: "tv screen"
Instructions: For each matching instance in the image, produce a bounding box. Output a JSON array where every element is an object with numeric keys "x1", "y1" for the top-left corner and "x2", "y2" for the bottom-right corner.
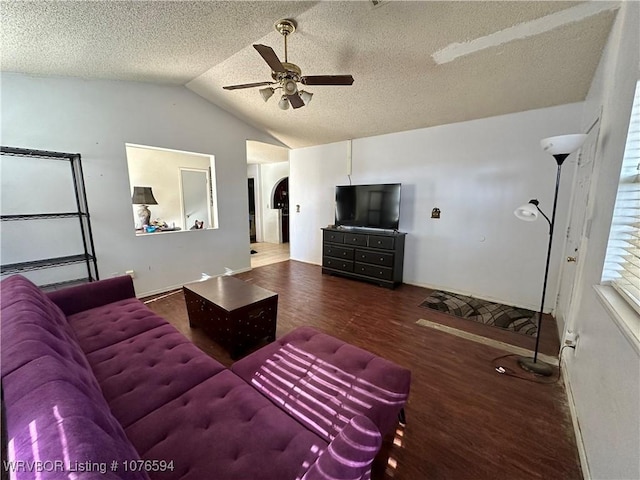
[{"x1": 335, "y1": 183, "x2": 401, "y2": 230}]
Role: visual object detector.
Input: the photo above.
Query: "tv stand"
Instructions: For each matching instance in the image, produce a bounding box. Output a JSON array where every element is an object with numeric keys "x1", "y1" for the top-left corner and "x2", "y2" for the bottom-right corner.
[{"x1": 321, "y1": 227, "x2": 406, "y2": 289}]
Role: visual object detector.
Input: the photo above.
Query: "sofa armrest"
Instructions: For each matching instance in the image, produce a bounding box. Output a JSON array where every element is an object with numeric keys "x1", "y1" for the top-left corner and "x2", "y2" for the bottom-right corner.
[{"x1": 47, "y1": 276, "x2": 136, "y2": 316}]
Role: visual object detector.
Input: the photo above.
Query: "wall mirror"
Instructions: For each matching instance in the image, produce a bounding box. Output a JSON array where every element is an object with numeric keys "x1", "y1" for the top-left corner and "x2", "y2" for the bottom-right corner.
[{"x1": 126, "y1": 144, "x2": 218, "y2": 234}]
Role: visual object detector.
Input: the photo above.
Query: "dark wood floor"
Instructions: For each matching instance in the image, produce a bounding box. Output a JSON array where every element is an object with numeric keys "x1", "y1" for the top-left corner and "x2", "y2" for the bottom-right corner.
[{"x1": 144, "y1": 261, "x2": 581, "y2": 480}]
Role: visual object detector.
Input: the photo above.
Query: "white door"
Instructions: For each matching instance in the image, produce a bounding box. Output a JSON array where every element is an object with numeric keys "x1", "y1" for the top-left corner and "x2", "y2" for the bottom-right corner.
[
  {"x1": 555, "y1": 119, "x2": 601, "y2": 334},
  {"x1": 180, "y1": 168, "x2": 211, "y2": 230}
]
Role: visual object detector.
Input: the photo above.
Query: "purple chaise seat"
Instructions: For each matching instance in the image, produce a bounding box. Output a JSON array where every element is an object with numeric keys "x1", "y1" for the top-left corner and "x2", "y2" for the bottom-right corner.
[
  {"x1": 1, "y1": 275, "x2": 410, "y2": 480},
  {"x1": 231, "y1": 326, "x2": 411, "y2": 443}
]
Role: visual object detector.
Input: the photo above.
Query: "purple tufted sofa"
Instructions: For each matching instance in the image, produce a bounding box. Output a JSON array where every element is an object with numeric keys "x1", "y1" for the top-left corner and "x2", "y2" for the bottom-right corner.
[{"x1": 1, "y1": 275, "x2": 410, "y2": 480}]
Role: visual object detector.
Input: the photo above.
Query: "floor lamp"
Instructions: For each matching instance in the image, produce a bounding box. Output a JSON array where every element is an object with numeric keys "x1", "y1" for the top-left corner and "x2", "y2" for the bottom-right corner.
[{"x1": 514, "y1": 133, "x2": 587, "y2": 376}]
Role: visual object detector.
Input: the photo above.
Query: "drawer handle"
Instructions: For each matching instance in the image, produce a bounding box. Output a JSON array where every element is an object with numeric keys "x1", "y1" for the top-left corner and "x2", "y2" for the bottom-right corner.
[{"x1": 380, "y1": 257, "x2": 384, "y2": 261}]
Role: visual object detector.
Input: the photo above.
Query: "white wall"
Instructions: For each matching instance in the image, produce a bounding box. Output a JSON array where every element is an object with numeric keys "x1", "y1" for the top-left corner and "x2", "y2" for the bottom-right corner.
[
  {"x1": 290, "y1": 103, "x2": 583, "y2": 311},
  {"x1": 1, "y1": 73, "x2": 282, "y2": 296},
  {"x1": 563, "y1": 2, "x2": 640, "y2": 478}
]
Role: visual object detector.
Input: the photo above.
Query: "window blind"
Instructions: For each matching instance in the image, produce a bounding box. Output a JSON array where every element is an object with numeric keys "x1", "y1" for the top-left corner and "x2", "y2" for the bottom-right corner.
[{"x1": 602, "y1": 80, "x2": 640, "y2": 314}]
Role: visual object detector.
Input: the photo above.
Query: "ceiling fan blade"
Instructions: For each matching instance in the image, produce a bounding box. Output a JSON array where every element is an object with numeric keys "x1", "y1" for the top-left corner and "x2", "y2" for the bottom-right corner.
[
  {"x1": 253, "y1": 44, "x2": 286, "y2": 73},
  {"x1": 301, "y1": 75, "x2": 354, "y2": 86},
  {"x1": 223, "y1": 81, "x2": 276, "y2": 90},
  {"x1": 288, "y1": 93, "x2": 305, "y2": 109}
]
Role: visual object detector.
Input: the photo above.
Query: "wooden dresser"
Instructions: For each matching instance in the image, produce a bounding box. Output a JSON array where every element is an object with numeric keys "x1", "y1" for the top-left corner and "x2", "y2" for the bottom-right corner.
[{"x1": 321, "y1": 227, "x2": 406, "y2": 288}]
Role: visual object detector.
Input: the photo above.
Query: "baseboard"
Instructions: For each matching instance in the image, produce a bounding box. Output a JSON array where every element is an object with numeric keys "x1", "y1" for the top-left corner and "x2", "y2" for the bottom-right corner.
[
  {"x1": 136, "y1": 266, "x2": 253, "y2": 299},
  {"x1": 562, "y1": 356, "x2": 590, "y2": 480},
  {"x1": 288, "y1": 257, "x2": 321, "y2": 266}
]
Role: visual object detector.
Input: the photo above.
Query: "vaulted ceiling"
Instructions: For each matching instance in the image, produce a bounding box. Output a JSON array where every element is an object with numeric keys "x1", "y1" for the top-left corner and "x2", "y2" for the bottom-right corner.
[{"x1": 1, "y1": 1, "x2": 618, "y2": 149}]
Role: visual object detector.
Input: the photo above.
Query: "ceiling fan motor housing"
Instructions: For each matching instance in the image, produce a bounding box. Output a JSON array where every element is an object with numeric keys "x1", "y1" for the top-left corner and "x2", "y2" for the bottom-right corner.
[{"x1": 282, "y1": 78, "x2": 298, "y2": 95}]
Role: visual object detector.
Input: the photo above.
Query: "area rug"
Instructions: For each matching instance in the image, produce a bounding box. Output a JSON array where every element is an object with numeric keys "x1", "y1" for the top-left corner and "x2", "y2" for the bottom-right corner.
[{"x1": 419, "y1": 290, "x2": 538, "y2": 336}]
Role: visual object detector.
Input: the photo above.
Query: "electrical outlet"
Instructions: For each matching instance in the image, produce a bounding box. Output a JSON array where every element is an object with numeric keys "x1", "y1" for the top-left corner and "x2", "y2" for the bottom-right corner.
[
  {"x1": 125, "y1": 270, "x2": 135, "y2": 279},
  {"x1": 564, "y1": 330, "x2": 578, "y2": 348}
]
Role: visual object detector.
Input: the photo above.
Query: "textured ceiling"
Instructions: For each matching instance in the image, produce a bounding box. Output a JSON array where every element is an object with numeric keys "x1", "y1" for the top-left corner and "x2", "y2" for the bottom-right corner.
[{"x1": 1, "y1": 1, "x2": 618, "y2": 152}]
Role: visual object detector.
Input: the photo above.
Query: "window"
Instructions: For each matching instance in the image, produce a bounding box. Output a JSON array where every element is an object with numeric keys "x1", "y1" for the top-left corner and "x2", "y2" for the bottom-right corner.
[
  {"x1": 602, "y1": 80, "x2": 640, "y2": 315},
  {"x1": 125, "y1": 144, "x2": 219, "y2": 234}
]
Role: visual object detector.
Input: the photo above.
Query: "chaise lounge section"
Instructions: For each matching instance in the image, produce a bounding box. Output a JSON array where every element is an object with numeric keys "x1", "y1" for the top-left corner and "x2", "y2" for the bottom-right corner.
[{"x1": 1, "y1": 275, "x2": 410, "y2": 479}]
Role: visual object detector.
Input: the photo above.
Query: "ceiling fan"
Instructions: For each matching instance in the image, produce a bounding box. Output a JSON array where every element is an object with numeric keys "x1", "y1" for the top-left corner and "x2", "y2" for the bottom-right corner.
[{"x1": 223, "y1": 19, "x2": 354, "y2": 110}]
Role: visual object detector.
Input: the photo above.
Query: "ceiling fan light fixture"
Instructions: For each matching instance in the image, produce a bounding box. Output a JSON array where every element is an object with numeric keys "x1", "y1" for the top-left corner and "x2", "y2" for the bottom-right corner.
[
  {"x1": 278, "y1": 95, "x2": 290, "y2": 110},
  {"x1": 282, "y1": 79, "x2": 298, "y2": 96},
  {"x1": 300, "y1": 90, "x2": 313, "y2": 105},
  {"x1": 259, "y1": 87, "x2": 275, "y2": 102}
]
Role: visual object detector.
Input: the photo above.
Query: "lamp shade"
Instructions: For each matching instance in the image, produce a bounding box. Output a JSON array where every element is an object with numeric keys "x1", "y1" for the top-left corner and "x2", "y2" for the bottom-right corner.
[
  {"x1": 514, "y1": 203, "x2": 539, "y2": 221},
  {"x1": 540, "y1": 134, "x2": 587, "y2": 155},
  {"x1": 300, "y1": 90, "x2": 313, "y2": 105},
  {"x1": 132, "y1": 186, "x2": 158, "y2": 205},
  {"x1": 259, "y1": 87, "x2": 274, "y2": 102},
  {"x1": 278, "y1": 95, "x2": 290, "y2": 110}
]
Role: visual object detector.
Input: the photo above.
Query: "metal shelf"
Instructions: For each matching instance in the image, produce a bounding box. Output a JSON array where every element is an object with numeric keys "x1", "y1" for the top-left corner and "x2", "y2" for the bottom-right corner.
[
  {"x1": 40, "y1": 277, "x2": 92, "y2": 291},
  {"x1": 1, "y1": 212, "x2": 86, "y2": 221},
  {"x1": 1, "y1": 146, "x2": 99, "y2": 286},
  {"x1": 0, "y1": 146, "x2": 79, "y2": 161},
  {"x1": 1, "y1": 254, "x2": 96, "y2": 275}
]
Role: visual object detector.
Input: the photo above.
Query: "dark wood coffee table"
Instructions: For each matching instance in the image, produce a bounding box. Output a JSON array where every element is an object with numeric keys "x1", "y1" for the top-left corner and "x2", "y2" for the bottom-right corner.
[{"x1": 183, "y1": 276, "x2": 278, "y2": 359}]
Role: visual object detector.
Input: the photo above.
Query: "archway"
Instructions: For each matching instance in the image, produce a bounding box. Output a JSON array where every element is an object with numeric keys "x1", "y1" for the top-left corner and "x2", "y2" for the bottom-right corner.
[{"x1": 272, "y1": 177, "x2": 289, "y2": 243}]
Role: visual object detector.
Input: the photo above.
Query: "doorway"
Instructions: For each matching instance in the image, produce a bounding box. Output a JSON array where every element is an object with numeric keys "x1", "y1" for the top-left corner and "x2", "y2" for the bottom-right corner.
[
  {"x1": 273, "y1": 177, "x2": 289, "y2": 243},
  {"x1": 248, "y1": 178, "x2": 256, "y2": 243}
]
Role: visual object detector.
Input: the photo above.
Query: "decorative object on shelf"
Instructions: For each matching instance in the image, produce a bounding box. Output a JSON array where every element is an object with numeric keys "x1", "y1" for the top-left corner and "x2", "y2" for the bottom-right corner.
[
  {"x1": 132, "y1": 186, "x2": 158, "y2": 227},
  {"x1": 190, "y1": 220, "x2": 204, "y2": 230},
  {"x1": 223, "y1": 19, "x2": 353, "y2": 110},
  {"x1": 514, "y1": 133, "x2": 587, "y2": 376}
]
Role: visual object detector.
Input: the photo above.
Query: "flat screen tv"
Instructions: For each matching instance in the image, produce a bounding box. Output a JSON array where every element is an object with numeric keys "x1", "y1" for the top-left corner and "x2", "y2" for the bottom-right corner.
[{"x1": 335, "y1": 183, "x2": 401, "y2": 230}]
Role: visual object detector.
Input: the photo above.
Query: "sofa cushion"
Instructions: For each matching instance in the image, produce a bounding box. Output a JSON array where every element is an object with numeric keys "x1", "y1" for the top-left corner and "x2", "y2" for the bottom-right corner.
[
  {"x1": 68, "y1": 298, "x2": 169, "y2": 354},
  {"x1": 47, "y1": 275, "x2": 136, "y2": 317},
  {"x1": 125, "y1": 370, "x2": 326, "y2": 480},
  {"x1": 232, "y1": 326, "x2": 410, "y2": 441},
  {"x1": 85, "y1": 324, "x2": 226, "y2": 428}
]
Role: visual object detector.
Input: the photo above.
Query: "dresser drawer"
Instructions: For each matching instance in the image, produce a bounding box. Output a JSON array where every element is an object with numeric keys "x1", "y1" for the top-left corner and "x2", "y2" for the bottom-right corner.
[
  {"x1": 355, "y1": 249, "x2": 393, "y2": 267},
  {"x1": 368, "y1": 235, "x2": 395, "y2": 250},
  {"x1": 324, "y1": 244, "x2": 354, "y2": 260},
  {"x1": 344, "y1": 233, "x2": 367, "y2": 246},
  {"x1": 355, "y1": 263, "x2": 393, "y2": 281},
  {"x1": 323, "y1": 230, "x2": 345, "y2": 244},
  {"x1": 323, "y1": 257, "x2": 354, "y2": 272}
]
